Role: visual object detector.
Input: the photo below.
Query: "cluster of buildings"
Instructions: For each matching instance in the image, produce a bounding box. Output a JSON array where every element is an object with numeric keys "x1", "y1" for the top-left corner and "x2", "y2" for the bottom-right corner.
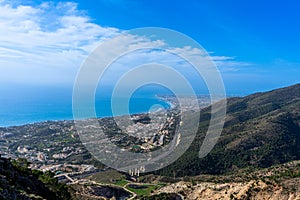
[{"x1": 0, "y1": 96, "x2": 212, "y2": 182}]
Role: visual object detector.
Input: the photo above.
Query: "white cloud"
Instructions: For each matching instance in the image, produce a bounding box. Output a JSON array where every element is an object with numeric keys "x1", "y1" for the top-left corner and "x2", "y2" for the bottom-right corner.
[
  {"x1": 211, "y1": 55, "x2": 252, "y2": 72},
  {"x1": 0, "y1": 0, "x2": 250, "y2": 86},
  {"x1": 0, "y1": 1, "x2": 119, "y2": 85}
]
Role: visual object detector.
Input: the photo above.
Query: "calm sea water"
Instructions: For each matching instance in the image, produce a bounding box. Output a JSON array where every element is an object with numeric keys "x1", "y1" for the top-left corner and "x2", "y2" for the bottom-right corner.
[{"x1": 0, "y1": 86, "x2": 170, "y2": 127}]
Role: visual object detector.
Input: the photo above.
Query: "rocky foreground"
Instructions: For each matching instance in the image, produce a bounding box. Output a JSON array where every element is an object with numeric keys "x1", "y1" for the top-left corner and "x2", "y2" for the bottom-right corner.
[{"x1": 156, "y1": 180, "x2": 299, "y2": 200}]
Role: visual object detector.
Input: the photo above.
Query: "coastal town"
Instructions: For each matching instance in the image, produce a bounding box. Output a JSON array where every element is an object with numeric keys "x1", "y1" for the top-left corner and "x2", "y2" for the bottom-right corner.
[{"x1": 0, "y1": 96, "x2": 211, "y2": 185}]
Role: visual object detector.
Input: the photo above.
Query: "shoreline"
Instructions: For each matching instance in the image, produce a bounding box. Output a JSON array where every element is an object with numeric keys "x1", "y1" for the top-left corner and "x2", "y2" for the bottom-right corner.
[
  {"x1": 0, "y1": 94, "x2": 215, "y2": 128},
  {"x1": 0, "y1": 97, "x2": 174, "y2": 129}
]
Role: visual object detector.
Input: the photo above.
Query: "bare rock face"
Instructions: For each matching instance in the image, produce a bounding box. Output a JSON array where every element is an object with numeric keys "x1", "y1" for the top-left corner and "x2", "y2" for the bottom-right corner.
[
  {"x1": 70, "y1": 184, "x2": 132, "y2": 200},
  {"x1": 157, "y1": 180, "x2": 300, "y2": 200}
]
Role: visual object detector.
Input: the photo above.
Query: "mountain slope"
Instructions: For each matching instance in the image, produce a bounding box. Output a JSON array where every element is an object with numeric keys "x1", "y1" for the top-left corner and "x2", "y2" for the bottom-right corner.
[
  {"x1": 156, "y1": 83, "x2": 300, "y2": 176},
  {"x1": 0, "y1": 156, "x2": 71, "y2": 200}
]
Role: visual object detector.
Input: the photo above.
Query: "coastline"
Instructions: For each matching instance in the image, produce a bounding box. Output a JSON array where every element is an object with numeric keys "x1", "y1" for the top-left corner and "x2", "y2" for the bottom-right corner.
[
  {"x1": 0, "y1": 94, "x2": 215, "y2": 128},
  {"x1": 0, "y1": 96, "x2": 173, "y2": 128}
]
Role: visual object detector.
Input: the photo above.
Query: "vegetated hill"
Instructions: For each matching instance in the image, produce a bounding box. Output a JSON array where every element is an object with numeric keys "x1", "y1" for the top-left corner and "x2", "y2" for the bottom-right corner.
[
  {"x1": 156, "y1": 83, "x2": 300, "y2": 177},
  {"x1": 0, "y1": 156, "x2": 71, "y2": 200}
]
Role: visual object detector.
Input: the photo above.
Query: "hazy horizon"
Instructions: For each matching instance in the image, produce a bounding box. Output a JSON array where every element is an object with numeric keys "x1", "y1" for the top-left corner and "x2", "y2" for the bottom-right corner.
[{"x1": 0, "y1": 0, "x2": 299, "y2": 126}]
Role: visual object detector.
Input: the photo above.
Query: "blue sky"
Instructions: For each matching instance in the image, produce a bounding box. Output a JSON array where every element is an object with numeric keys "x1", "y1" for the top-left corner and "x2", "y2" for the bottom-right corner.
[
  {"x1": 0, "y1": 0, "x2": 299, "y2": 95},
  {"x1": 74, "y1": 0, "x2": 300, "y2": 62}
]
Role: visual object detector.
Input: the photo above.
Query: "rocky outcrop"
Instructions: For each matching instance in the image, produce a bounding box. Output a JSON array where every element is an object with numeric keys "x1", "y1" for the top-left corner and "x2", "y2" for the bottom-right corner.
[{"x1": 157, "y1": 180, "x2": 300, "y2": 200}]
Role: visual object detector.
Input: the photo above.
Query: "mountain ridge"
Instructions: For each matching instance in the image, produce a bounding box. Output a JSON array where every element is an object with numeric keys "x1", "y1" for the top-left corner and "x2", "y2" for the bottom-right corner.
[
  {"x1": 0, "y1": 83, "x2": 299, "y2": 199},
  {"x1": 155, "y1": 83, "x2": 300, "y2": 177}
]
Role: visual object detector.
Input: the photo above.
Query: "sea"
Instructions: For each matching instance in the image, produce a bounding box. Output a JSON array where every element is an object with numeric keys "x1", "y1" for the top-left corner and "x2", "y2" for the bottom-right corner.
[{"x1": 0, "y1": 85, "x2": 171, "y2": 127}]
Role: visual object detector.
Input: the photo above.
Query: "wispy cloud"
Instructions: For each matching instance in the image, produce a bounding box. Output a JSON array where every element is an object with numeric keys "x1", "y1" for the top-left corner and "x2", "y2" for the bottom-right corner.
[
  {"x1": 0, "y1": 1, "x2": 119, "y2": 85},
  {"x1": 211, "y1": 55, "x2": 252, "y2": 72},
  {"x1": 0, "y1": 0, "x2": 250, "y2": 86}
]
